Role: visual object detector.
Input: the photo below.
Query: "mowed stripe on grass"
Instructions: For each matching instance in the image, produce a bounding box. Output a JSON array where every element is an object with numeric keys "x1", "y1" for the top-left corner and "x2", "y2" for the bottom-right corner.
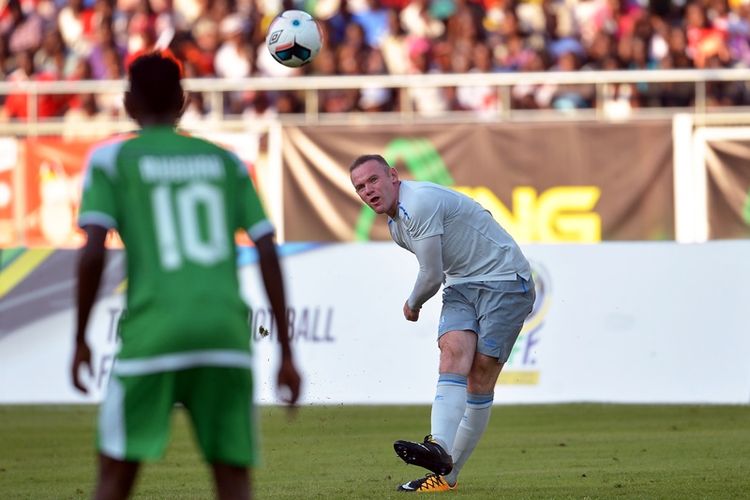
[{"x1": 1, "y1": 404, "x2": 748, "y2": 499}]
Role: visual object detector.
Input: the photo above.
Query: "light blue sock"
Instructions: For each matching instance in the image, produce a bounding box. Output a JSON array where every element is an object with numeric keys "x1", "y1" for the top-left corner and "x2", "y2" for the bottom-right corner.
[
  {"x1": 444, "y1": 392, "x2": 494, "y2": 486},
  {"x1": 430, "y1": 373, "x2": 468, "y2": 454}
]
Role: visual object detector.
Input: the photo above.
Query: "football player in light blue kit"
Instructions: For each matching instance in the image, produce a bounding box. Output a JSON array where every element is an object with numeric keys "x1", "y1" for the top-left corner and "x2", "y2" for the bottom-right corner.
[{"x1": 350, "y1": 154, "x2": 536, "y2": 493}]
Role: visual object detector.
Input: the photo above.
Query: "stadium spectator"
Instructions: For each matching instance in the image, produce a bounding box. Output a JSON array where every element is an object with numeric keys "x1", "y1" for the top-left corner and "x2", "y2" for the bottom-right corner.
[
  {"x1": 548, "y1": 50, "x2": 593, "y2": 110},
  {"x1": 309, "y1": 47, "x2": 346, "y2": 113},
  {"x1": 315, "y1": 0, "x2": 351, "y2": 48},
  {"x1": 379, "y1": 7, "x2": 410, "y2": 74},
  {"x1": 342, "y1": 16, "x2": 368, "y2": 54},
  {"x1": 581, "y1": 30, "x2": 615, "y2": 71},
  {"x1": 180, "y1": 57, "x2": 213, "y2": 122},
  {"x1": 215, "y1": 14, "x2": 251, "y2": 78},
  {"x1": 359, "y1": 47, "x2": 396, "y2": 111},
  {"x1": 58, "y1": 0, "x2": 95, "y2": 58},
  {"x1": 215, "y1": 14, "x2": 254, "y2": 112},
  {"x1": 351, "y1": 0, "x2": 391, "y2": 48},
  {"x1": 320, "y1": 44, "x2": 360, "y2": 112},
  {"x1": 34, "y1": 29, "x2": 73, "y2": 77},
  {"x1": 274, "y1": 90, "x2": 304, "y2": 113},
  {"x1": 444, "y1": 1, "x2": 481, "y2": 55},
  {"x1": 65, "y1": 57, "x2": 96, "y2": 109},
  {"x1": 399, "y1": 0, "x2": 445, "y2": 38},
  {"x1": 181, "y1": 87, "x2": 209, "y2": 125},
  {"x1": 173, "y1": 0, "x2": 206, "y2": 26},
  {"x1": 685, "y1": 1, "x2": 727, "y2": 68},
  {"x1": 455, "y1": 41, "x2": 499, "y2": 113},
  {"x1": 71, "y1": 50, "x2": 301, "y2": 500},
  {"x1": 427, "y1": 40, "x2": 466, "y2": 111},
  {"x1": 89, "y1": 16, "x2": 127, "y2": 79},
  {"x1": 728, "y1": 4, "x2": 750, "y2": 61},
  {"x1": 408, "y1": 36, "x2": 453, "y2": 114},
  {"x1": 600, "y1": 55, "x2": 637, "y2": 120},
  {"x1": 0, "y1": 34, "x2": 8, "y2": 82},
  {"x1": 2, "y1": 0, "x2": 750, "y2": 115},
  {"x1": 91, "y1": 44, "x2": 127, "y2": 117},
  {"x1": 151, "y1": 0, "x2": 189, "y2": 33},
  {"x1": 430, "y1": 38, "x2": 452, "y2": 72},
  {"x1": 349, "y1": 154, "x2": 535, "y2": 493},
  {"x1": 511, "y1": 48, "x2": 556, "y2": 109},
  {"x1": 206, "y1": 0, "x2": 234, "y2": 24},
  {"x1": 125, "y1": 1, "x2": 158, "y2": 58},
  {"x1": 3, "y1": 0, "x2": 45, "y2": 55},
  {"x1": 63, "y1": 93, "x2": 112, "y2": 139},
  {"x1": 495, "y1": 33, "x2": 532, "y2": 71},
  {"x1": 0, "y1": 50, "x2": 68, "y2": 120}
]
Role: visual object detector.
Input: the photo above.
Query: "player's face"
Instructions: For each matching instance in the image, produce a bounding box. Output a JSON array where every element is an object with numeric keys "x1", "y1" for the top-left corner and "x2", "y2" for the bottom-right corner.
[{"x1": 351, "y1": 160, "x2": 399, "y2": 217}]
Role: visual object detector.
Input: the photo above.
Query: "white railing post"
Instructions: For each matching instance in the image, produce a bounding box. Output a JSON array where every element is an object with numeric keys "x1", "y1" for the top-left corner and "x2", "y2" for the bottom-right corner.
[
  {"x1": 499, "y1": 85, "x2": 510, "y2": 120},
  {"x1": 695, "y1": 81, "x2": 707, "y2": 115},
  {"x1": 304, "y1": 88, "x2": 318, "y2": 123},
  {"x1": 673, "y1": 113, "x2": 696, "y2": 242},
  {"x1": 266, "y1": 121, "x2": 284, "y2": 242}
]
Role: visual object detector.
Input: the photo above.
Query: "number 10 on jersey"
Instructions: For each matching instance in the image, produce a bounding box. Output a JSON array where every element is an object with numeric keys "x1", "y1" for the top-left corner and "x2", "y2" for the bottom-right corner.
[{"x1": 151, "y1": 182, "x2": 229, "y2": 271}]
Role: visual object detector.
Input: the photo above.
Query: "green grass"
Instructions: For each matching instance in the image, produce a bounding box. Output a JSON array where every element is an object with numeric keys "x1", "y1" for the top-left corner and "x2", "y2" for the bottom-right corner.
[{"x1": 1, "y1": 404, "x2": 749, "y2": 499}]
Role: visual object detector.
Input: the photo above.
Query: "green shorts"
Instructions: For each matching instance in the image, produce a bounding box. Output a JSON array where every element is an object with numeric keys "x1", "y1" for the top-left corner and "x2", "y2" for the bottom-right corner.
[{"x1": 97, "y1": 366, "x2": 256, "y2": 467}]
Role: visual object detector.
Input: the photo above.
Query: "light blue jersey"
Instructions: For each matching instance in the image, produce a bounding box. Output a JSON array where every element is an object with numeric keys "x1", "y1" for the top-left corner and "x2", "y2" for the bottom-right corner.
[{"x1": 387, "y1": 180, "x2": 531, "y2": 286}]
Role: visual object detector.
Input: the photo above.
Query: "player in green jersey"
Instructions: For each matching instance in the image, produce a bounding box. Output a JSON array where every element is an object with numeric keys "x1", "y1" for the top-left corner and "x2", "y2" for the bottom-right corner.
[{"x1": 71, "y1": 51, "x2": 301, "y2": 500}]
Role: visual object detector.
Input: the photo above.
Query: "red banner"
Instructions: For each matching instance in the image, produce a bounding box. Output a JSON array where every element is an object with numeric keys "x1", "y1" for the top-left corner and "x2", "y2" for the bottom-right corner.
[
  {"x1": 23, "y1": 137, "x2": 94, "y2": 247},
  {"x1": 4, "y1": 134, "x2": 260, "y2": 248}
]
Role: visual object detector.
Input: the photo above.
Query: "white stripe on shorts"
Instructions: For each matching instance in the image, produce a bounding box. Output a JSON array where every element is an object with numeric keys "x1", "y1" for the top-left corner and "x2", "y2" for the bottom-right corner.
[
  {"x1": 113, "y1": 350, "x2": 253, "y2": 377},
  {"x1": 99, "y1": 376, "x2": 126, "y2": 459}
]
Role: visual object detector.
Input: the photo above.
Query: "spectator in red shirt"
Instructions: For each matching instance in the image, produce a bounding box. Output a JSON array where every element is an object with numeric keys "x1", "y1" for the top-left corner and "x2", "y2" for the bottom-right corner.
[{"x1": 0, "y1": 50, "x2": 68, "y2": 120}]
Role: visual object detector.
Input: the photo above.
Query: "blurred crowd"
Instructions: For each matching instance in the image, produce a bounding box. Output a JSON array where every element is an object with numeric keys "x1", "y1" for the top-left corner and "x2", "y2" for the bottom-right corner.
[{"x1": 2, "y1": 0, "x2": 750, "y2": 121}]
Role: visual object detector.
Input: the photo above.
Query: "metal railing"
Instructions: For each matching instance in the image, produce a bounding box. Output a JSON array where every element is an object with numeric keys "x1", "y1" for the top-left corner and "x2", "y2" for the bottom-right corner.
[{"x1": 2, "y1": 68, "x2": 750, "y2": 134}]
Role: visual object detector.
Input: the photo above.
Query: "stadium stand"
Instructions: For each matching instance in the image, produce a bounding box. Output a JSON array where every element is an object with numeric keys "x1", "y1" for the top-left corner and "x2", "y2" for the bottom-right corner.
[{"x1": 1, "y1": 0, "x2": 750, "y2": 119}]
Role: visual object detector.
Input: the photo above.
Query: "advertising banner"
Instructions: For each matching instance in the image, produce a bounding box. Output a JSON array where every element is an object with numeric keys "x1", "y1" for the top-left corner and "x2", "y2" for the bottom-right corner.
[
  {"x1": 280, "y1": 122, "x2": 675, "y2": 243},
  {"x1": 1, "y1": 133, "x2": 262, "y2": 248},
  {"x1": 1, "y1": 242, "x2": 748, "y2": 405},
  {"x1": 22, "y1": 137, "x2": 95, "y2": 247},
  {"x1": 0, "y1": 138, "x2": 17, "y2": 247},
  {"x1": 704, "y1": 139, "x2": 750, "y2": 239}
]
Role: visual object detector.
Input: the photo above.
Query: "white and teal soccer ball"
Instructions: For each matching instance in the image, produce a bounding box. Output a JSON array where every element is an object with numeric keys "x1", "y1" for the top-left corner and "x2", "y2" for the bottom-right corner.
[{"x1": 266, "y1": 10, "x2": 322, "y2": 68}]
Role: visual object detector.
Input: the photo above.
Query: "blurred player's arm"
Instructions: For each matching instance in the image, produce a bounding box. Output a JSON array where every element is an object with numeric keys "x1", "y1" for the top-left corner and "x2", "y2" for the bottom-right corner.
[
  {"x1": 71, "y1": 224, "x2": 108, "y2": 393},
  {"x1": 255, "y1": 233, "x2": 301, "y2": 407},
  {"x1": 404, "y1": 235, "x2": 444, "y2": 322}
]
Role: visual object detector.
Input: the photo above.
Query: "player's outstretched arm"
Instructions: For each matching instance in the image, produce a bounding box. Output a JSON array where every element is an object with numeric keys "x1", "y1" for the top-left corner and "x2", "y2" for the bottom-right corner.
[
  {"x1": 72, "y1": 225, "x2": 108, "y2": 394},
  {"x1": 255, "y1": 234, "x2": 301, "y2": 408},
  {"x1": 404, "y1": 235, "x2": 444, "y2": 321}
]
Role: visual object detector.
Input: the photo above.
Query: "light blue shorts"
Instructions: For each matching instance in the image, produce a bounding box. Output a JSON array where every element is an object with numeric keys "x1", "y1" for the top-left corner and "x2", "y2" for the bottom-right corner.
[{"x1": 438, "y1": 276, "x2": 536, "y2": 362}]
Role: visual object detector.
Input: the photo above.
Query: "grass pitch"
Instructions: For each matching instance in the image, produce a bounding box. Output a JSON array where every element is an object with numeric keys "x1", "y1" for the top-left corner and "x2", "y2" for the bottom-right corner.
[{"x1": 1, "y1": 404, "x2": 749, "y2": 499}]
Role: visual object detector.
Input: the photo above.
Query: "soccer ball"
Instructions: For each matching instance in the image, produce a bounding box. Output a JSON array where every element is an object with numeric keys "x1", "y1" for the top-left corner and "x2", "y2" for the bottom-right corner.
[{"x1": 266, "y1": 10, "x2": 322, "y2": 68}]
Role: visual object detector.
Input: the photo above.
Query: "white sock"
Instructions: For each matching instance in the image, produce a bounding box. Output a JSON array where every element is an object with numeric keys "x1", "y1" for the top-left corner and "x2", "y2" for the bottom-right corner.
[
  {"x1": 430, "y1": 373, "x2": 467, "y2": 454},
  {"x1": 444, "y1": 392, "x2": 494, "y2": 486}
]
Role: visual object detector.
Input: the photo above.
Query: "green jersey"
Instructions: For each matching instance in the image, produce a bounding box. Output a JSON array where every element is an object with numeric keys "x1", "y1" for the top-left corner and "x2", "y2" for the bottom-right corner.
[{"x1": 79, "y1": 126, "x2": 270, "y2": 364}]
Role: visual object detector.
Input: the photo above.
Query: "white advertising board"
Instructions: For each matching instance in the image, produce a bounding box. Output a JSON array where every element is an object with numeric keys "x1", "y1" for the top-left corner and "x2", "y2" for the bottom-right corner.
[{"x1": 0, "y1": 242, "x2": 748, "y2": 404}]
